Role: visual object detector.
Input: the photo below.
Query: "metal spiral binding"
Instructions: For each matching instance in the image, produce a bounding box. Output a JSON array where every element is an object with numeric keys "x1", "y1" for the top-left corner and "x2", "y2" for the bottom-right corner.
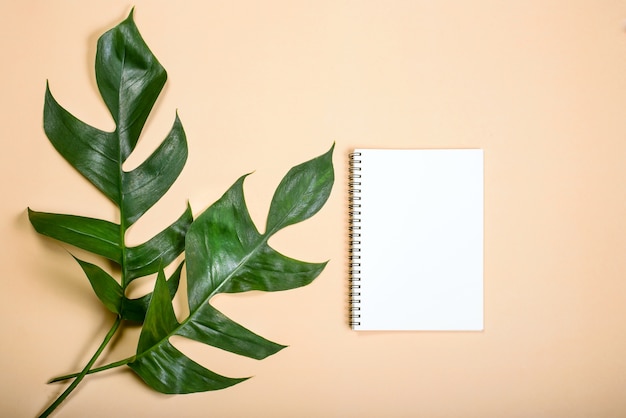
[{"x1": 348, "y1": 152, "x2": 362, "y2": 327}]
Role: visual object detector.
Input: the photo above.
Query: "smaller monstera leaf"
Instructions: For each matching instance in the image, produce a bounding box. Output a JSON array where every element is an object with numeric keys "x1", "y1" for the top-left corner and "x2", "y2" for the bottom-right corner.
[{"x1": 128, "y1": 145, "x2": 334, "y2": 393}]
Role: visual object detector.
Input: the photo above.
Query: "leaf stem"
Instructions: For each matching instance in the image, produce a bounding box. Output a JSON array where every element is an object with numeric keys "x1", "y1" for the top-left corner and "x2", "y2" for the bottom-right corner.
[
  {"x1": 48, "y1": 356, "x2": 133, "y2": 383},
  {"x1": 39, "y1": 316, "x2": 121, "y2": 418}
]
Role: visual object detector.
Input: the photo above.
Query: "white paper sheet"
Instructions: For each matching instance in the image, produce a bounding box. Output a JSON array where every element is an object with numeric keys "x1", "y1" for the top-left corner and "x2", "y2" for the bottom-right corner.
[{"x1": 351, "y1": 149, "x2": 484, "y2": 331}]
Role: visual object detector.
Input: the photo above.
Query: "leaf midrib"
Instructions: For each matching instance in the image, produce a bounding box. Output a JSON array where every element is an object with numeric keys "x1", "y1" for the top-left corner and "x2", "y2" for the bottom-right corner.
[
  {"x1": 117, "y1": 48, "x2": 129, "y2": 289},
  {"x1": 63, "y1": 224, "x2": 120, "y2": 249}
]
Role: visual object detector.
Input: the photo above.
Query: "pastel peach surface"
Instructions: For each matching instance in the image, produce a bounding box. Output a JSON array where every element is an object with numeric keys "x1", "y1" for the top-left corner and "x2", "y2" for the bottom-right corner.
[{"x1": 1, "y1": 1, "x2": 625, "y2": 417}]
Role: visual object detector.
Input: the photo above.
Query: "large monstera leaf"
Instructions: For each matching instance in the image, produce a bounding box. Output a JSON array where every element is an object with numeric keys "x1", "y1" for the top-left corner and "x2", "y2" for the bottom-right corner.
[
  {"x1": 28, "y1": 10, "x2": 190, "y2": 322},
  {"x1": 128, "y1": 146, "x2": 334, "y2": 393}
]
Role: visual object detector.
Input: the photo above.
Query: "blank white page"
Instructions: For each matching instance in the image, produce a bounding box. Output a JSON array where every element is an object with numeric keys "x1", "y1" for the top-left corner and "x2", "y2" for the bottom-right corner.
[{"x1": 350, "y1": 149, "x2": 483, "y2": 331}]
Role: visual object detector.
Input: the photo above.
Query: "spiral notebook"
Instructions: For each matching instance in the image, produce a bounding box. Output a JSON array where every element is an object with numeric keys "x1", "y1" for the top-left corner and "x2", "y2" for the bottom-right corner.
[{"x1": 349, "y1": 149, "x2": 484, "y2": 331}]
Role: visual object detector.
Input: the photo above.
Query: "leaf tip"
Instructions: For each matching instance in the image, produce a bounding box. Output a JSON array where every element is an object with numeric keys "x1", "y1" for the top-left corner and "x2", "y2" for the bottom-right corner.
[
  {"x1": 44, "y1": 81, "x2": 52, "y2": 96},
  {"x1": 185, "y1": 199, "x2": 194, "y2": 215},
  {"x1": 237, "y1": 172, "x2": 255, "y2": 186},
  {"x1": 26, "y1": 207, "x2": 39, "y2": 226},
  {"x1": 324, "y1": 142, "x2": 335, "y2": 163}
]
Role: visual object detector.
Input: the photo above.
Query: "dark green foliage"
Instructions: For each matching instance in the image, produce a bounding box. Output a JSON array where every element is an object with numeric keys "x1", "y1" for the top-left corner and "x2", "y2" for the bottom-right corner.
[
  {"x1": 130, "y1": 147, "x2": 334, "y2": 392},
  {"x1": 29, "y1": 10, "x2": 334, "y2": 417}
]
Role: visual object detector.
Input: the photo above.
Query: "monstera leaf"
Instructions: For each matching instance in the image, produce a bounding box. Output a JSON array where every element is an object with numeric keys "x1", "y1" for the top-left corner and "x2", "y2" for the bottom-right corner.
[
  {"x1": 30, "y1": 9, "x2": 335, "y2": 417},
  {"x1": 28, "y1": 10, "x2": 190, "y2": 322},
  {"x1": 129, "y1": 147, "x2": 334, "y2": 392}
]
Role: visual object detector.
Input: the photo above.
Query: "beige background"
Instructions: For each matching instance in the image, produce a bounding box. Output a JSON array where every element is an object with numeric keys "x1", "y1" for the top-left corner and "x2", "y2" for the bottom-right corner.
[{"x1": 1, "y1": 1, "x2": 625, "y2": 417}]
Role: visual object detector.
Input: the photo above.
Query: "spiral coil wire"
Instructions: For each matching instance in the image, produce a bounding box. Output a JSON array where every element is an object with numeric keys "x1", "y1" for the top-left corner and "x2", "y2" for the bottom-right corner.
[{"x1": 348, "y1": 152, "x2": 362, "y2": 327}]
